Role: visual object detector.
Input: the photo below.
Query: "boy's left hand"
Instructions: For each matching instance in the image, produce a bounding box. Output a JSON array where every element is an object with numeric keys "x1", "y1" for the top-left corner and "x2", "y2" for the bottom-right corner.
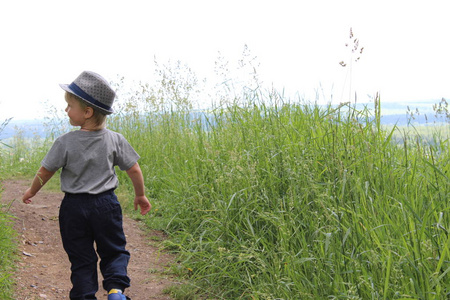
[{"x1": 134, "y1": 195, "x2": 152, "y2": 215}]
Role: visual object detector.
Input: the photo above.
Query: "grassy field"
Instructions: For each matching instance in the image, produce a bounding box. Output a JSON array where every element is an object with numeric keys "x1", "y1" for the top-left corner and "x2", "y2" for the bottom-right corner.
[
  {"x1": 1, "y1": 82, "x2": 449, "y2": 299},
  {"x1": 0, "y1": 183, "x2": 17, "y2": 299},
  {"x1": 109, "y1": 97, "x2": 450, "y2": 299}
]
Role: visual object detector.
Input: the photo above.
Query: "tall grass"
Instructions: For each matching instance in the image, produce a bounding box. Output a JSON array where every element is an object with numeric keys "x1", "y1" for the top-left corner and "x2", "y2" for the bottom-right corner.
[
  {"x1": 1, "y1": 57, "x2": 449, "y2": 298},
  {"x1": 107, "y1": 89, "x2": 450, "y2": 299},
  {"x1": 0, "y1": 118, "x2": 17, "y2": 299},
  {"x1": 0, "y1": 200, "x2": 16, "y2": 300}
]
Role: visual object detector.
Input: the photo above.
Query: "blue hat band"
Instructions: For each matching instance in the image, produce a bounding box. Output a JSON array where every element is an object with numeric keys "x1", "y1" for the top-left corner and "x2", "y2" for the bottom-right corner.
[{"x1": 68, "y1": 82, "x2": 112, "y2": 111}]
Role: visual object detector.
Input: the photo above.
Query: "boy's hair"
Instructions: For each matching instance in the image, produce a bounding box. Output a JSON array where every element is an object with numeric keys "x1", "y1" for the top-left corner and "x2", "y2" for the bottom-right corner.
[{"x1": 65, "y1": 92, "x2": 107, "y2": 128}]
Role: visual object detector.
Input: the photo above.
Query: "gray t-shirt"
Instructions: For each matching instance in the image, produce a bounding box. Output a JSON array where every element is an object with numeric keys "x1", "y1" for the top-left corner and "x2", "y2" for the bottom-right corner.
[{"x1": 41, "y1": 128, "x2": 140, "y2": 194}]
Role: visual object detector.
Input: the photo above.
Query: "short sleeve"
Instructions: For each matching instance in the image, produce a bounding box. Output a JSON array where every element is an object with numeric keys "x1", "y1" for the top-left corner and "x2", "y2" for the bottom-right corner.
[
  {"x1": 114, "y1": 135, "x2": 140, "y2": 171},
  {"x1": 41, "y1": 138, "x2": 67, "y2": 172}
]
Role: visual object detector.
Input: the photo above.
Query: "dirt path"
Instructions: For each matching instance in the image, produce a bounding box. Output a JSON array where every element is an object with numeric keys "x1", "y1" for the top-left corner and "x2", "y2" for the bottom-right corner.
[{"x1": 1, "y1": 179, "x2": 178, "y2": 300}]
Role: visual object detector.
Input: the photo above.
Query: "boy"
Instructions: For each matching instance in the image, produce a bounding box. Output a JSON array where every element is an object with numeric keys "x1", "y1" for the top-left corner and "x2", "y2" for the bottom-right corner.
[{"x1": 22, "y1": 71, "x2": 151, "y2": 300}]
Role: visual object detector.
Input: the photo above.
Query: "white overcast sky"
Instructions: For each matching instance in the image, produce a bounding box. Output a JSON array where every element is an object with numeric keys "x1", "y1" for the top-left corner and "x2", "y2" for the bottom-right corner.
[{"x1": 1, "y1": 0, "x2": 449, "y2": 120}]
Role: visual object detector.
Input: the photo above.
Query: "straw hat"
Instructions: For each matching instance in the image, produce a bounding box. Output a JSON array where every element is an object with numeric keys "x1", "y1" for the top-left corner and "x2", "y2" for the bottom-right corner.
[{"x1": 59, "y1": 71, "x2": 115, "y2": 115}]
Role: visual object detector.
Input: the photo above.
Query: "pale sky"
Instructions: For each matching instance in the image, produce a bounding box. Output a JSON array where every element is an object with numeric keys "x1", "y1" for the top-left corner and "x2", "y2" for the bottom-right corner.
[{"x1": 1, "y1": 0, "x2": 449, "y2": 120}]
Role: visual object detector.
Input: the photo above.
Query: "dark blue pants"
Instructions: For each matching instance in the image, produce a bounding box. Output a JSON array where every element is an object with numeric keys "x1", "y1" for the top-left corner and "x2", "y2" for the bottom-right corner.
[{"x1": 59, "y1": 189, "x2": 130, "y2": 300}]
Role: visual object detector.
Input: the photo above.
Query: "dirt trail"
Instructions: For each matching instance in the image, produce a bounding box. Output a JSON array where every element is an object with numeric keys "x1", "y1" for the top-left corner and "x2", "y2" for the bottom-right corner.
[{"x1": 1, "y1": 180, "x2": 177, "y2": 300}]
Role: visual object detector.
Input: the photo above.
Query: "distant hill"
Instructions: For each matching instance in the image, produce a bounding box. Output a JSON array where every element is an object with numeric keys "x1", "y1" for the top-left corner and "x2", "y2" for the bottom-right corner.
[
  {"x1": 380, "y1": 114, "x2": 446, "y2": 125},
  {"x1": 0, "y1": 119, "x2": 49, "y2": 140},
  {"x1": 349, "y1": 100, "x2": 446, "y2": 125},
  {"x1": 1, "y1": 101, "x2": 446, "y2": 140}
]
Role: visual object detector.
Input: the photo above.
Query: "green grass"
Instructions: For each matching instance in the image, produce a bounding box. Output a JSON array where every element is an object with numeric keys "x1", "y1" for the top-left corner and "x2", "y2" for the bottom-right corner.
[
  {"x1": 0, "y1": 185, "x2": 17, "y2": 300},
  {"x1": 107, "y1": 95, "x2": 449, "y2": 299},
  {"x1": 2, "y1": 88, "x2": 449, "y2": 299},
  {"x1": 0, "y1": 117, "x2": 18, "y2": 299}
]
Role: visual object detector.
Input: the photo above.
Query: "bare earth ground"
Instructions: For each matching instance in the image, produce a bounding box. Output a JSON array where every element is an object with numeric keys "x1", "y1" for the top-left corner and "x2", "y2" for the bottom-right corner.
[{"x1": 1, "y1": 179, "x2": 178, "y2": 300}]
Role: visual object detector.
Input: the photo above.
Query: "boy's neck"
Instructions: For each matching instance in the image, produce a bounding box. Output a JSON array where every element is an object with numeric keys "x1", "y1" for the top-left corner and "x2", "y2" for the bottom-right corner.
[
  {"x1": 80, "y1": 117, "x2": 106, "y2": 131},
  {"x1": 79, "y1": 120, "x2": 105, "y2": 132},
  {"x1": 80, "y1": 127, "x2": 104, "y2": 132}
]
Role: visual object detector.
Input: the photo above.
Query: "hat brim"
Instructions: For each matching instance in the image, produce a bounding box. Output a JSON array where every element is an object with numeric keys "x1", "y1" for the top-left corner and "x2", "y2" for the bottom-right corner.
[{"x1": 59, "y1": 83, "x2": 114, "y2": 115}]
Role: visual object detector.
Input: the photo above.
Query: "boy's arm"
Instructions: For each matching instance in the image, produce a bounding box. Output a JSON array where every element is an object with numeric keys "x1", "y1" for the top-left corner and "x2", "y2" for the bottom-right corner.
[
  {"x1": 22, "y1": 166, "x2": 56, "y2": 204},
  {"x1": 126, "y1": 162, "x2": 152, "y2": 215}
]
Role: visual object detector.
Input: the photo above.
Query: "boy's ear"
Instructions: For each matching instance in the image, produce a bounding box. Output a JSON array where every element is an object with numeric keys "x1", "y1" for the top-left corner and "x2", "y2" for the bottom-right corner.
[{"x1": 84, "y1": 106, "x2": 94, "y2": 118}]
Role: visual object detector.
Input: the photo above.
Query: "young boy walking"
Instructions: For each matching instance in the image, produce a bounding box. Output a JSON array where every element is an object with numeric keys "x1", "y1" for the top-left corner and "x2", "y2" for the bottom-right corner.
[{"x1": 22, "y1": 71, "x2": 151, "y2": 300}]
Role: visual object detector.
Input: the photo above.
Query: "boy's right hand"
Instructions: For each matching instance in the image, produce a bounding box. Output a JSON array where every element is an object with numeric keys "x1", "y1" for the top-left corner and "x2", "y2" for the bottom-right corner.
[
  {"x1": 22, "y1": 188, "x2": 36, "y2": 204},
  {"x1": 134, "y1": 195, "x2": 152, "y2": 215},
  {"x1": 22, "y1": 166, "x2": 55, "y2": 205}
]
